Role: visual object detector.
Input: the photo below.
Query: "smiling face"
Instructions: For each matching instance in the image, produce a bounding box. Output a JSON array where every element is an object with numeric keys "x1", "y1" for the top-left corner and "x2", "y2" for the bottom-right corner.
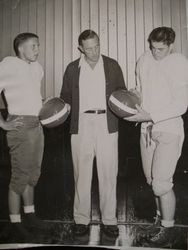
[
  {"x1": 150, "y1": 41, "x2": 173, "y2": 61},
  {"x1": 79, "y1": 35, "x2": 100, "y2": 64},
  {"x1": 18, "y1": 37, "x2": 40, "y2": 63}
]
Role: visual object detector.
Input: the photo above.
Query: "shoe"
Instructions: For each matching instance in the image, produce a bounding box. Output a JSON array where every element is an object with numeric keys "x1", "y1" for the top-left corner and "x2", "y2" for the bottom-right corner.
[
  {"x1": 102, "y1": 225, "x2": 119, "y2": 238},
  {"x1": 10, "y1": 222, "x2": 35, "y2": 243},
  {"x1": 73, "y1": 223, "x2": 89, "y2": 237},
  {"x1": 23, "y1": 213, "x2": 51, "y2": 230},
  {"x1": 142, "y1": 226, "x2": 174, "y2": 248},
  {"x1": 137, "y1": 214, "x2": 161, "y2": 239}
]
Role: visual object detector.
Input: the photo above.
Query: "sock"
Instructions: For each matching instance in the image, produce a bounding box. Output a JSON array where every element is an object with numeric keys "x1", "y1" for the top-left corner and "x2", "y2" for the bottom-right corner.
[
  {"x1": 24, "y1": 205, "x2": 35, "y2": 214},
  {"x1": 10, "y1": 214, "x2": 21, "y2": 223},
  {"x1": 161, "y1": 219, "x2": 174, "y2": 228}
]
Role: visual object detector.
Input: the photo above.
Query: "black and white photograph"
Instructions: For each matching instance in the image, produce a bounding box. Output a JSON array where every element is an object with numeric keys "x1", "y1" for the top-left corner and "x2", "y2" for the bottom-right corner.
[{"x1": 0, "y1": 0, "x2": 188, "y2": 249}]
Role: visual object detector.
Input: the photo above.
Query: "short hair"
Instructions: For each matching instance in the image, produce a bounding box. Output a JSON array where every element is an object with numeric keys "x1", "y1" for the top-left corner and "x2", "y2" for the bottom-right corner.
[
  {"x1": 148, "y1": 27, "x2": 175, "y2": 46},
  {"x1": 13, "y1": 32, "x2": 39, "y2": 56},
  {"x1": 78, "y1": 29, "x2": 99, "y2": 46}
]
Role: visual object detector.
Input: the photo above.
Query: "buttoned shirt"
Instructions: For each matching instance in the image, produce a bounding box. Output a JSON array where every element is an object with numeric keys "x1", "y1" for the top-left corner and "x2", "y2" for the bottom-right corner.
[
  {"x1": 79, "y1": 55, "x2": 106, "y2": 113},
  {"x1": 0, "y1": 56, "x2": 43, "y2": 116},
  {"x1": 136, "y1": 51, "x2": 188, "y2": 136}
]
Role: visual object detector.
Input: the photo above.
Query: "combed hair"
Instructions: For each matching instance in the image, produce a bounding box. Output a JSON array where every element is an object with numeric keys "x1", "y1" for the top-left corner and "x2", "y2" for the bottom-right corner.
[
  {"x1": 78, "y1": 30, "x2": 99, "y2": 46},
  {"x1": 13, "y1": 33, "x2": 39, "y2": 56},
  {"x1": 148, "y1": 27, "x2": 175, "y2": 46}
]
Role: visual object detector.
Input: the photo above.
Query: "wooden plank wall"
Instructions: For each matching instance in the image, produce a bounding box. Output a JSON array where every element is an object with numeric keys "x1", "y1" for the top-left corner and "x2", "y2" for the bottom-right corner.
[{"x1": 0, "y1": 0, "x2": 187, "y2": 99}]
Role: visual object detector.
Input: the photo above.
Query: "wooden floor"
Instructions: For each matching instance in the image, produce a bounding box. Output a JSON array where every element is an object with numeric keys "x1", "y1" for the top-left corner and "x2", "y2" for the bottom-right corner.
[
  {"x1": 0, "y1": 112, "x2": 188, "y2": 249},
  {"x1": 0, "y1": 173, "x2": 188, "y2": 249}
]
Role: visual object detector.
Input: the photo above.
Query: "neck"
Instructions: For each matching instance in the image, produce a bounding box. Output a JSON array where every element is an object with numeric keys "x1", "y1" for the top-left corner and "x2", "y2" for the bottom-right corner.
[
  {"x1": 85, "y1": 56, "x2": 99, "y2": 69},
  {"x1": 18, "y1": 55, "x2": 31, "y2": 64}
]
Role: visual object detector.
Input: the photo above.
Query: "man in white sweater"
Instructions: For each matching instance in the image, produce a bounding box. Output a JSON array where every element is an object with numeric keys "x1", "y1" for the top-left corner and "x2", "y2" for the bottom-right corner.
[
  {"x1": 0, "y1": 33, "x2": 49, "y2": 242},
  {"x1": 124, "y1": 27, "x2": 188, "y2": 247}
]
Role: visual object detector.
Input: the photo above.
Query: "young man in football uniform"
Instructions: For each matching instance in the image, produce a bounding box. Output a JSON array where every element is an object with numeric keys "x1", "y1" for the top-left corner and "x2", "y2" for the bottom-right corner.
[
  {"x1": 124, "y1": 27, "x2": 188, "y2": 247},
  {"x1": 0, "y1": 33, "x2": 50, "y2": 242}
]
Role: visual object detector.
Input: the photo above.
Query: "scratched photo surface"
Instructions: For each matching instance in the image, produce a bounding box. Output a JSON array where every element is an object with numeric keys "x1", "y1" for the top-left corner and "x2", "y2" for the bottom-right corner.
[{"x1": 0, "y1": 0, "x2": 188, "y2": 249}]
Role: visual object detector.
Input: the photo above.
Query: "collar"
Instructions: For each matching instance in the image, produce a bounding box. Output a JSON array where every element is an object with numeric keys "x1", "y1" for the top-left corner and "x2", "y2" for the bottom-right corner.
[{"x1": 79, "y1": 54, "x2": 103, "y2": 68}]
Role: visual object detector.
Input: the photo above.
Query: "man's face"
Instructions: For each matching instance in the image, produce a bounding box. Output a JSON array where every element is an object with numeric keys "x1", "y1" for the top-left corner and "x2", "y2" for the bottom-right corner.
[
  {"x1": 79, "y1": 36, "x2": 100, "y2": 63},
  {"x1": 150, "y1": 41, "x2": 173, "y2": 60},
  {"x1": 19, "y1": 37, "x2": 40, "y2": 63}
]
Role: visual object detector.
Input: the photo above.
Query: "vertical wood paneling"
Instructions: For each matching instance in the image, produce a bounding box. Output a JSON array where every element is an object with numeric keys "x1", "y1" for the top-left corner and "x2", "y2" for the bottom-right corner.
[
  {"x1": 63, "y1": 0, "x2": 72, "y2": 71},
  {"x1": 143, "y1": 0, "x2": 153, "y2": 50},
  {"x1": 162, "y1": 0, "x2": 171, "y2": 26},
  {"x1": 11, "y1": 0, "x2": 20, "y2": 56},
  {"x1": 20, "y1": 0, "x2": 29, "y2": 32},
  {"x1": 81, "y1": 0, "x2": 90, "y2": 31},
  {"x1": 0, "y1": 1, "x2": 3, "y2": 60},
  {"x1": 99, "y1": 0, "x2": 108, "y2": 55},
  {"x1": 186, "y1": 0, "x2": 188, "y2": 33},
  {"x1": 45, "y1": 0, "x2": 54, "y2": 98},
  {"x1": 2, "y1": 0, "x2": 12, "y2": 59},
  {"x1": 108, "y1": 0, "x2": 117, "y2": 60},
  {"x1": 54, "y1": 0, "x2": 63, "y2": 96},
  {"x1": 153, "y1": 0, "x2": 162, "y2": 28},
  {"x1": 37, "y1": 0, "x2": 46, "y2": 98},
  {"x1": 171, "y1": 0, "x2": 182, "y2": 52},
  {"x1": 180, "y1": 0, "x2": 188, "y2": 56},
  {"x1": 0, "y1": 0, "x2": 187, "y2": 97},
  {"x1": 72, "y1": 0, "x2": 81, "y2": 60},
  {"x1": 135, "y1": 0, "x2": 145, "y2": 60},
  {"x1": 126, "y1": 0, "x2": 136, "y2": 88},
  {"x1": 28, "y1": 0, "x2": 37, "y2": 33},
  {"x1": 117, "y1": 0, "x2": 127, "y2": 85},
  {"x1": 90, "y1": 0, "x2": 99, "y2": 34}
]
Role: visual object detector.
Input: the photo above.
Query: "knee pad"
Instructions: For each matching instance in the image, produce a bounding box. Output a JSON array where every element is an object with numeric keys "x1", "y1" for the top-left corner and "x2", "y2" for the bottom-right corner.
[{"x1": 152, "y1": 179, "x2": 173, "y2": 196}]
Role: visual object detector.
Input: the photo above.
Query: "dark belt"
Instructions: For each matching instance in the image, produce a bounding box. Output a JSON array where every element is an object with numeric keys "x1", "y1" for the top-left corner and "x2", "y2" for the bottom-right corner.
[{"x1": 84, "y1": 110, "x2": 106, "y2": 114}]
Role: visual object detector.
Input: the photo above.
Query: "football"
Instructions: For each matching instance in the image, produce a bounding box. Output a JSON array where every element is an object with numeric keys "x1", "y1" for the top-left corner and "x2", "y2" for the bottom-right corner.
[
  {"x1": 39, "y1": 97, "x2": 70, "y2": 128},
  {"x1": 108, "y1": 89, "x2": 141, "y2": 118}
]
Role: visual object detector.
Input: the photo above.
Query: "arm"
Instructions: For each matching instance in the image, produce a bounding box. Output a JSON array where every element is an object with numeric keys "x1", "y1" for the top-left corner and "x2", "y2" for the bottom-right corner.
[
  {"x1": 124, "y1": 60, "x2": 151, "y2": 122},
  {"x1": 0, "y1": 63, "x2": 24, "y2": 130},
  {"x1": 151, "y1": 84, "x2": 188, "y2": 123},
  {"x1": 0, "y1": 112, "x2": 23, "y2": 131},
  {"x1": 125, "y1": 69, "x2": 188, "y2": 123},
  {"x1": 129, "y1": 61, "x2": 142, "y2": 99}
]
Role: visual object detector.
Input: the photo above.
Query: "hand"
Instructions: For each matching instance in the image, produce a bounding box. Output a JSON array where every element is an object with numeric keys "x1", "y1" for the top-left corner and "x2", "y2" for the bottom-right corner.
[
  {"x1": 0, "y1": 117, "x2": 24, "y2": 131},
  {"x1": 129, "y1": 89, "x2": 141, "y2": 99},
  {"x1": 123, "y1": 105, "x2": 152, "y2": 123},
  {"x1": 66, "y1": 103, "x2": 71, "y2": 114}
]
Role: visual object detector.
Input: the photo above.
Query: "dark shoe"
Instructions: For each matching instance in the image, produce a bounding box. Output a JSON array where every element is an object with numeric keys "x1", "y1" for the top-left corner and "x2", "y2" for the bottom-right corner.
[
  {"x1": 101, "y1": 225, "x2": 119, "y2": 246},
  {"x1": 10, "y1": 222, "x2": 35, "y2": 243},
  {"x1": 73, "y1": 223, "x2": 89, "y2": 237},
  {"x1": 23, "y1": 213, "x2": 51, "y2": 230},
  {"x1": 137, "y1": 214, "x2": 161, "y2": 241},
  {"x1": 102, "y1": 225, "x2": 119, "y2": 238},
  {"x1": 142, "y1": 226, "x2": 174, "y2": 248}
]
